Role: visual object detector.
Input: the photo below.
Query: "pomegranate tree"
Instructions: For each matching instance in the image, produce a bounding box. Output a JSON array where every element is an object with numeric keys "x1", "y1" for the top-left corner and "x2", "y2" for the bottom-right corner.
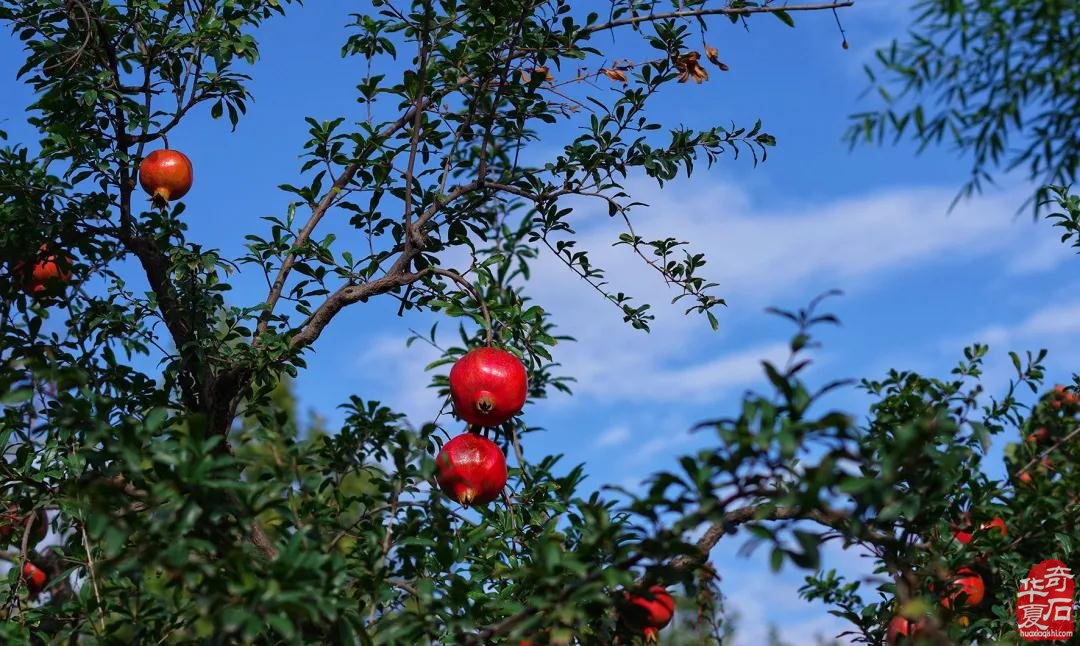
[
  {"x1": 138, "y1": 149, "x2": 194, "y2": 204},
  {"x1": 448, "y1": 348, "x2": 527, "y2": 426},
  {"x1": 435, "y1": 432, "x2": 507, "y2": 506}
]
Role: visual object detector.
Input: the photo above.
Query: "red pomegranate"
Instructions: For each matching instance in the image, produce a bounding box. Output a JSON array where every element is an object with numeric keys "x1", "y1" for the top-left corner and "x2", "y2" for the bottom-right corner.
[
  {"x1": 941, "y1": 568, "x2": 985, "y2": 609},
  {"x1": 953, "y1": 516, "x2": 1006, "y2": 544},
  {"x1": 1026, "y1": 427, "x2": 1050, "y2": 444},
  {"x1": 13, "y1": 245, "x2": 73, "y2": 296},
  {"x1": 886, "y1": 615, "x2": 925, "y2": 644},
  {"x1": 449, "y1": 347, "x2": 528, "y2": 426},
  {"x1": 0, "y1": 505, "x2": 48, "y2": 547},
  {"x1": 139, "y1": 149, "x2": 193, "y2": 203},
  {"x1": 623, "y1": 585, "x2": 675, "y2": 642},
  {"x1": 435, "y1": 433, "x2": 507, "y2": 506},
  {"x1": 22, "y1": 561, "x2": 46, "y2": 596}
]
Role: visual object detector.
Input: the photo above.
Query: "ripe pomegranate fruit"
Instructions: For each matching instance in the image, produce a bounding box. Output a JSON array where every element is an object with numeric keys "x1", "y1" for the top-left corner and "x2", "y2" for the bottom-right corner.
[
  {"x1": 886, "y1": 615, "x2": 925, "y2": 645},
  {"x1": 0, "y1": 505, "x2": 48, "y2": 547},
  {"x1": 623, "y1": 585, "x2": 675, "y2": 642},
  {"x1": 22, "y1": 562, "x2": 46, "y2": 596},
  {"x1": 139, "y1": 149, "x2": 193, "y2": 203},
  {"x1": 13, "y1": 245, "x2": 72, "y2": 296},
  {"x1": 449, "y1": 347, "x2": 528, "y2": 426},
  {"x1": 1026, "y1": 427, "x2": 1050, "y2": 444},
  {"x1": 941, "y1": 567, "x2": 985, "y2": 609},
  {"x1": 953, "y1": 516, "x2": 1006, "y2": 544},
  {"x1": 435, "y1": 432, "x2": 507, "y2": 506}
]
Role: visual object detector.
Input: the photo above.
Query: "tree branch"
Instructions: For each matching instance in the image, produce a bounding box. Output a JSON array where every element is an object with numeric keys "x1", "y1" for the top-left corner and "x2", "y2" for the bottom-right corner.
[
  {"x1": 666, "y1": 502, "x2": 899, "y2": 575},
  {"x1": 288, "y1": 255, "x2": 425, "y2": 350},
  {"x1": 257, "y1": 102, "x2": 429, "y2": 336},
  {"x1": 583, "y1": 1, "x2": 855, "y2": 35},
  {"x1": 429, "y1": 267, "x2": 494, "y2": 345}
]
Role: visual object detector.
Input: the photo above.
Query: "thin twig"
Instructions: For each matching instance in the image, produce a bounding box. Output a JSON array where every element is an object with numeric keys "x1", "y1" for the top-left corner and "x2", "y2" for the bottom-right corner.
[
  {"x1": 1019, "y1": 423, "x2": 1080, "y2": 474},
  {"x1": 583, "y1": 2, "x2": 855, "y2": 34},
  {"x1": 80, "y1": 517, "x2": 107, "y2": 633},
  {"x1": 429, "y1": 268, "x2": 494, "y2": 346}
]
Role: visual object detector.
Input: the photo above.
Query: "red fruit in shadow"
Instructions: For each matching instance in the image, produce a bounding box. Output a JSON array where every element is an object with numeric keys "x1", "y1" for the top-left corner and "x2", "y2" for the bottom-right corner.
[
  {"x1": 941, "y1": 568, "x2": 985, "y2": 609},
  {"x1": 13, "y1": 245, "x2": 73, "y2": 297},
  {"x1": 886, "y1": 615, "x2": 925, "y2": 644},
  {"x1": 1026, "y1": 427, "x2": 1050, "y2": 444},
  {"x1": 22, "y1": 562, "x2": 46, "y2": 596},
  {"x1": 449, "y1": 348, "x2": 527, "y2": 426},
  {"x1": 1018, "y1": 470, "x2": 1034, "y2": 486},
  {"x1": 981, "y1": 517, "x2": 1007, "y2": 537},
  {"x1": 435, "y1": 433, "x2": 507, "y2": 506},
  {"x1": 953, "y1": 516, "x2": 1006, "y2": 544},
  {"x1": 623, "y1": 586, "x2": 675, "y2": 642},
  {"x1": 139, "y1": 149, "x2": 193, "y2": 204},
  {"x1": 0, "y1": 505, "x2": 48, "y2": 547}
]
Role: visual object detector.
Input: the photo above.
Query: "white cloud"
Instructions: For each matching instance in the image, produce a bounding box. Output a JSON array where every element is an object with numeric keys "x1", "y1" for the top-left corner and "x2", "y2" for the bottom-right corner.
[
  {"x1": 523, "y1": 179, "x2": 1061, "y2": 409},
  {"x1": 543, "y1": 180, "x2": 1044, "y2": 308},
  {"x1": 593, "y1": 425, "x2": 631, "y2": 448},
  {"x1": 355, "y1": 336, "x2": 446, "y2": 424},
  {"x1": 558, "y1": 340, "x2": 791, "y2": 405},
  {"x1": 715, "y1": 538, "x2": 875, "y2": 645},
  {"x1": 354, "y1": 181, "x2": 1069, "y2": 416},
  {"x1": 1020, "y1": 302, "x2": 1080, "y2": 336},
  {"x1": 950, "y1": 300, "x2": 1080, "y2": 350}
]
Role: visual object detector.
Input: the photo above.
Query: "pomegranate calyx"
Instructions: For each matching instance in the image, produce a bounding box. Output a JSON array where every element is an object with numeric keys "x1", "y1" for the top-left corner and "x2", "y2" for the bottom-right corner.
[
  {"x1": 475, "y1": 392, "x2": 496, "y2": 414},
  {"x1": 460, "y1": 488, "x2": 476, "y2": 507}
]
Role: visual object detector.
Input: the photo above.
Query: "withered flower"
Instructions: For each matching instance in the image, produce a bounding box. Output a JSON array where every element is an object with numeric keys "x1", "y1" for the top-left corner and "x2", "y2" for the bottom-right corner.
[
  {"x1": 675, "y1": 51, "x2": 709, "y2": 84},
  {"x1": 601, "y1": 68, "x2": 629, "y2": 84},
  {"x1": 705, "y1": 45, "x2": 729, "y2": 71}
]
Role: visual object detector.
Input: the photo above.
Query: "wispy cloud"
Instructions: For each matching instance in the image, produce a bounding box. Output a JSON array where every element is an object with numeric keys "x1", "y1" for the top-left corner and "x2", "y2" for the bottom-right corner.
[
  {"x1": 593, "y1": 425, "x2": 631, "y2": 448},
  {"x1": 352, "y1": 181, "x2": 1068, "y2": 419},
  {"x1": 947, "y1": 300, "x2": 1080, "y2": 350},
  {"x1": 523, "y1": 180, "x2": 1059, "y2": 408}
]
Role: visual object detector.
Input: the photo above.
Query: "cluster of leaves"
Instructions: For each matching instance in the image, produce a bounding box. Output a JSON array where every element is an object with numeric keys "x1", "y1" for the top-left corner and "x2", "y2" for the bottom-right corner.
[
  {"x1": 1046, "y1": 184, "x2": 1080, "y2": 252},
  {"x1": 847, "y1": 0, "x2": 1080, "y2": 212}
]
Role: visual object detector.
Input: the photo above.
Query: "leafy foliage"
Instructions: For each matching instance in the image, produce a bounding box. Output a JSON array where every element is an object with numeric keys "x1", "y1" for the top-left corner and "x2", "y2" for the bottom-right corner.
[{"x1": 847, "y1": 0, "x2": 1080, "y2": 212}]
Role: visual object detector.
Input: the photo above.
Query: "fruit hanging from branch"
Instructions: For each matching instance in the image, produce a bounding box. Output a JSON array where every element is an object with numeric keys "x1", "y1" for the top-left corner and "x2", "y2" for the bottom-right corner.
[
  {"x1": 448, "y1": 347, "x2": 528, "y2": 427},
  {"x1": 886, "y1": 615, "x2": 925, "y2": 645},
  {"x1": 435, "y1": 432, "x2": 508, "y2": 507},
  {"x1": 952, "y1": 516, "x2": 1007, "y2": 544},
  {"x1": 138, "y1": 149, "x2": 194, "y2": 205},
  {"x1": 940, "y1": 567, "x2": 986, "y2": 609},
  {"x1": 622, "y1": 585, "x2": 675, "y2": 642},
  {"x1": 12, "y1": 245, "x2": 73, "y2": 297},
  {"x1": 22, "y1": 561, "x2": 47, "y2": 597}
]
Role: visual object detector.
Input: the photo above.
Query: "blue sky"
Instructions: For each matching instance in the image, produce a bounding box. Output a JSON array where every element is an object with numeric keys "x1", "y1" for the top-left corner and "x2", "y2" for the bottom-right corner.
[{"x1": 3, "y1": 2, "x2": 1079, "y2": 643}]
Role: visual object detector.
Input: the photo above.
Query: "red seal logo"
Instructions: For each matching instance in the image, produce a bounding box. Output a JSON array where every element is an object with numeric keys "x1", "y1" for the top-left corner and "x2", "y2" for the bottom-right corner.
[{"x1": 1017, "y1": 559, "x2": 1075, "y2": 641}]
